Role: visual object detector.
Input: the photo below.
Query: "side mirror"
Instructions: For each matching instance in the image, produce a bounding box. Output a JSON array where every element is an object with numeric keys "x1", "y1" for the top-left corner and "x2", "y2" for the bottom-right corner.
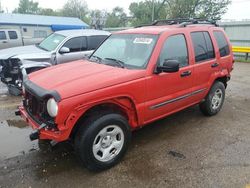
[
  {"x1": 59, "y1": 47, "x2": 70, "y2": 54},
  {"x1": 156, "y1": 60, "x2": 180, "y2": 74}
]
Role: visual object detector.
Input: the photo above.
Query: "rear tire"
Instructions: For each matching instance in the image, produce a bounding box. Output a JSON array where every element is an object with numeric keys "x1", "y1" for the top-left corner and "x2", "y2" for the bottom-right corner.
[
  {"x1": 74, "y1": 112, "x2": 131, "y2": 171},
  {"x1": 199, "y1": 81, "x2": 225, "y2": 116}
]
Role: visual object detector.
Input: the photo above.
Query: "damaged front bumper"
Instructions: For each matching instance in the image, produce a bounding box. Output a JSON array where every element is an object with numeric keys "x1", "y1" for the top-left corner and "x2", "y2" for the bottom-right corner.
[{"x1": 17, "y1": 106, "x2": 67, "y2": 142}]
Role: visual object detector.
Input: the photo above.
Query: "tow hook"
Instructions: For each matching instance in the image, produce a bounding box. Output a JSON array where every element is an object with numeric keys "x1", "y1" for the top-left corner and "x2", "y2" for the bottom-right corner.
[
  {"x1": 15, "y1": 110, "x2": 21, "y2": 116},
  {"x1": 29, "y1": 123, "x2": 47, "y2": 141},
  {"x1": 30, "y1": 131, "x2": 39, "y2": 141}
]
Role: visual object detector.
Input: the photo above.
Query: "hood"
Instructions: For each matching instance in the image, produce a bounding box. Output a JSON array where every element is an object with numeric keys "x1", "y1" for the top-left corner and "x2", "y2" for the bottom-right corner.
[
  {"x1": 0, "y1": 45, "x2": 51, "y2": 60},
  {"x1": 29, "y1": 60, "x2": 146, "y2": 99}
]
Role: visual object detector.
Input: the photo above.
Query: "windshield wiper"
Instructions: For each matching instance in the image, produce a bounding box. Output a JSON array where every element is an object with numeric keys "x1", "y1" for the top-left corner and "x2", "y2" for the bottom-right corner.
[
  {"x1": 90, "y1": 55, "x2": 102, "y2": 62},
  {"x1": 104, "y1": 58, "x2": 125, "y2": 68}
]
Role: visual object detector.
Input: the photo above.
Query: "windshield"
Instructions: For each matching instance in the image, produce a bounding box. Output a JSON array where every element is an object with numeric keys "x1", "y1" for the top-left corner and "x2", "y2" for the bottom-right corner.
[
  {"x1": 38, "y1": 33, "x2": 66, "y2": 52},
  {"x1": 90, "y1": 34, "x2": 158, "y2": 69}
]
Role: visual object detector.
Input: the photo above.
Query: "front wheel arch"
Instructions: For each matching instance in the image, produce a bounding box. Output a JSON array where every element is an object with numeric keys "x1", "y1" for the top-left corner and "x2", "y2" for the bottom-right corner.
[{"x1": 69, "y1": 99, "x2": 138, "y2": 140}]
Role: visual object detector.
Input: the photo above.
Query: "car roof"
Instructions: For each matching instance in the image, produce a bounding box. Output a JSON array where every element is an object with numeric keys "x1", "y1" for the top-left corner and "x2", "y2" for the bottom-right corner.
[
  {"x1": 55, "y1": 29, "x2": 111, "y2": 37},
  {"x1": 116, "y1": 24, "x2": 219, "y2": 35}
]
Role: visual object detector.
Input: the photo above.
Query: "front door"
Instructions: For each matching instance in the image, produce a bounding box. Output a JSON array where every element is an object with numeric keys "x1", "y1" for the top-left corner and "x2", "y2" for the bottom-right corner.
[
  {"x1": 56, "y1": 36, "x2": 90, "y2": 64},
  {"x1": 144, "y1": 34, "x2": 194, "y2": 123}
]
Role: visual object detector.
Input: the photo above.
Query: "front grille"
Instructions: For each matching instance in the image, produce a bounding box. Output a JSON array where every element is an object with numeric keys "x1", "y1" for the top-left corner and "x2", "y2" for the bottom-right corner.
[
  {"x1": 24, "y1": 90, "x2": 56, "y2": 128},
  {"x1": 24, "y1": 91, "x2": 45, "y2": 122}
]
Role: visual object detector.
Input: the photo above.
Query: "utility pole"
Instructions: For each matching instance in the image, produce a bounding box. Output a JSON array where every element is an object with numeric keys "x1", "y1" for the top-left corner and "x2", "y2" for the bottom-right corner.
[
  {"x1": 152, "y1": 0, "x2": 155, "y2": 22},
  {"x1": 0, "y1": 0, "x2": 3, "y2": 13}
]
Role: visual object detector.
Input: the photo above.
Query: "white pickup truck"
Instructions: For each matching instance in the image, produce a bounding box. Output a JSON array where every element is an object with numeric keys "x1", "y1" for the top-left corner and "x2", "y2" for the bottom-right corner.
[{"x1": 0, "y1": 29, "x2": 43, "y2": 50}]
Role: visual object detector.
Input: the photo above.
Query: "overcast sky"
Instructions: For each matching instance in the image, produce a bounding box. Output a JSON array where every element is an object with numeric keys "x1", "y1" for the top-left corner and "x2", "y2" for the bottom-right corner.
[{"x1": 1, "y1": 0, "x2": 250, "y2": 20}]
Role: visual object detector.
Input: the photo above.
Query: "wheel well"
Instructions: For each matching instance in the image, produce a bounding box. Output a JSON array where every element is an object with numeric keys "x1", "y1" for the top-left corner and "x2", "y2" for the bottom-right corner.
[
  {"x1": 214, "y1": 76, "x2": 228, "y2": 88},
  {"x1": 69, "y1": 103, "x2": 130, "y2": 140}
]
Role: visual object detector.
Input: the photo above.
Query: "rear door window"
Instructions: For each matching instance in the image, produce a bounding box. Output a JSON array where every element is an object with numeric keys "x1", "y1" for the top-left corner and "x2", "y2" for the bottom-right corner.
[
  {"x1": 88, "y1": 35, "x2": 107, "y2": 50},
  {"x1": 159, "y1": 34, "x2": 189, "y2": 67},
  {"x1": 191, "y1": 32, "x2": 215, "y2": 63},
  {"x1": 0, "y1": 31, "x2": 7, "y2": 40},
  {"x1": 63, "y1": 37, "x2": 87, "y2": 52},
  {"x1": 203, "y1": 32, "x2": 215, "y2": 59},
  {"x1": 8, "y1": 31, "x2": 18, "y2": 40},
  {"x1": 213, "y1": 31, "x2": 230, "y2": 57}
]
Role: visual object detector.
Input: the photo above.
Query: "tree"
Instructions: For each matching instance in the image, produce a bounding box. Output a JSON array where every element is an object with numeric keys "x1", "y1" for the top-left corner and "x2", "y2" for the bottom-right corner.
[
  {"x1": 13, "y1": 0, "x2": 39, "y2": 14},
  {"x1": 89, "y1": 9, "x2": 107, "y2": 29},
  {"x1": 38, "y1": 8, "x2": 59, "y2": 16},
  {"x1": 0, "y1": 0, "x2": 4, "y2": 13},
  {"x1": 195, "y1": 0, "x2": 231, "y2": 19},
  {"x1": 61, "y1": 0, "x2": 89, "y2": 22},
  {"x1": 129, "y1": 0, "x2": 231, "y2": 26},
  {"x1": 105, "y1": 7, "x2": 127, "y2": 28},
  {"x1": 165, "y1": 0, "x2": 231, "y2": 19},
  {"x1": 129, "y1": 1, "x2": 167, "y2": 26}
]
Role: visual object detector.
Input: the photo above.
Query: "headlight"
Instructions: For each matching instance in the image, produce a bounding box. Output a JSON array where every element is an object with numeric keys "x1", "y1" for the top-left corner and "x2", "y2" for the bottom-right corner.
[{"x1": 47, "y1": 98, "x2": 58, "y2": 117}]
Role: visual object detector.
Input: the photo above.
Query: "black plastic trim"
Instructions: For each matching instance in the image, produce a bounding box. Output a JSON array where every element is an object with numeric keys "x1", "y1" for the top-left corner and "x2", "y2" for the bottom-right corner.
[
  {"x1": 150, "y1": 88, "x2": 207, "y2": 110},
  {"x1": 23, "y1": 79, "x2": 61, "y2": 102}
]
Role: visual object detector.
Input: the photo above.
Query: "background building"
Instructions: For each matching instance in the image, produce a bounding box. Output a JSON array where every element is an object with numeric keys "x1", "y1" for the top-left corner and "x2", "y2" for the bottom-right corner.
[{"x1": 0, "y1": 13, "x2": 89, "y2": 45}]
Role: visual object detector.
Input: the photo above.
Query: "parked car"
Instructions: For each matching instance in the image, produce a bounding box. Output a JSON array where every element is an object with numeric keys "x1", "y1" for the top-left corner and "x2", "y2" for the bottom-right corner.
[
  {"x1": 16, "y1": 19, "x2": 234, "y2": 171},
  {"x1": 0, "y1": 29, "x2": 110, "y2": 95},
  {"x1": 0, "y1": 29, "x2": 46, "y2": 50}
]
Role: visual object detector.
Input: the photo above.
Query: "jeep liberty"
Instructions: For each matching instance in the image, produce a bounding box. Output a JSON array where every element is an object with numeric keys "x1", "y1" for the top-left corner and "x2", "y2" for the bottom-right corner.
[{"x1": 17, "y1": 19, "x2": 234, "y2": 171}]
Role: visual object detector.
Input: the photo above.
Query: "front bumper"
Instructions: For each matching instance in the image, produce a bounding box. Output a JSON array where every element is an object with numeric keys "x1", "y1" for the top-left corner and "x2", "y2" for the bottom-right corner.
[{"x1": 18, "y1": 106, "x2": 68, "y2": 142}]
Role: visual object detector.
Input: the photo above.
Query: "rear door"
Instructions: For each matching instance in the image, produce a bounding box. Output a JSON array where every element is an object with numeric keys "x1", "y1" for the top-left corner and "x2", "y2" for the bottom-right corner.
[
  {"x1": 0, "y1": 31, "x2": 9, "y2": 49},
  {"x1": 190, "y1": 31, "x2": 218, "y2": 103},
  {"x1": 56, "y1": 36, "x2": 88, "y2": 64},
  {"x1": 144, "y1": 33, "x2": 194, "y2": 122}
]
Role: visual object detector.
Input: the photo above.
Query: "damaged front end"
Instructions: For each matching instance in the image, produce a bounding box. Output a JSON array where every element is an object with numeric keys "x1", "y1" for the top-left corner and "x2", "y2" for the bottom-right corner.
[
  {"x1": 16, "y1": 78, "x2": 63, "y2": 141},
  {"x1": 0, "y1": 58, "x2": 22, "y2": 95},
  {"x1": 0, "y1": 58, "x2": 51, "y2": 95}
]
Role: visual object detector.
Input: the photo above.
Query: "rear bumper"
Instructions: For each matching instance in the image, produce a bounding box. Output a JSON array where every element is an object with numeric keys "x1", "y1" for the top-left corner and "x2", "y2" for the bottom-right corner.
[{"x1": 18, "y1": 106, "x2": 68, "y2": 142}]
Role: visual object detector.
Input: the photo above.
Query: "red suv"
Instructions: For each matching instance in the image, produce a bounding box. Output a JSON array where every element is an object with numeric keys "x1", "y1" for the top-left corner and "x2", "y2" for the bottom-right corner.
[{"x1": 17, "y1": 19, "x2": 234, "y2": 171}]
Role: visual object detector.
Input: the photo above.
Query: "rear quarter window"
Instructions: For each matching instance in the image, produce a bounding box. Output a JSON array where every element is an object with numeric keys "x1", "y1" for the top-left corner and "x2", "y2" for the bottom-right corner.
[{"x1": 213, "y1": 31, "x2": 230, "y2": 57}]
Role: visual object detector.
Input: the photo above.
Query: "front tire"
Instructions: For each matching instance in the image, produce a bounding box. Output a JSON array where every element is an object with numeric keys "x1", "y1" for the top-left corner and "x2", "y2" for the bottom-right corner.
[
  {"x1": 74, "y1": 113, "x2": 131, "y2": 171},
  {"x1": 199, "y1": 81, "x2": 225, "y2": 116}
]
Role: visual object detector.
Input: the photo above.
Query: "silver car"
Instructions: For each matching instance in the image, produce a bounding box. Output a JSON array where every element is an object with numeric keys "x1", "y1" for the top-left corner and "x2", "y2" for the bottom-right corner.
[{"x1": 0, "y1": 29, "x2": 110, "y2": 95}]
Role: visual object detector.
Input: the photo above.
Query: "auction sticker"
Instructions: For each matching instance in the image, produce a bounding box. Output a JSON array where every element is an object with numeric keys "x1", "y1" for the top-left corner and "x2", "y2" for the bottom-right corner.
[{"x1": 133, "y1": 38, "x2": 153, "y2": 44}]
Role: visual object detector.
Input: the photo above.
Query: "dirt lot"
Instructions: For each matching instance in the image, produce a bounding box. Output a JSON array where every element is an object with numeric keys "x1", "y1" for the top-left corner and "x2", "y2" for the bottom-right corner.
[{"x1": 0, "y1": 62, "x2": 250, "y2": 188}]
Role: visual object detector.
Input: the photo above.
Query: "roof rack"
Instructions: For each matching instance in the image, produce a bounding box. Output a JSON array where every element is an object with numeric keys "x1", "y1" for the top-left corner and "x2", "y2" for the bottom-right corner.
[{"x1": 135, "y1": 18, "x2": 219, "y2": 28}]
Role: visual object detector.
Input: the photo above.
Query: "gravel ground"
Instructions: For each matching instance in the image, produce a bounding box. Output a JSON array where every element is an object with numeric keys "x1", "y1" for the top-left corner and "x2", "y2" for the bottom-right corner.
[{"x1": 0, "y1": 62, "x2": 250, "y2": 188}]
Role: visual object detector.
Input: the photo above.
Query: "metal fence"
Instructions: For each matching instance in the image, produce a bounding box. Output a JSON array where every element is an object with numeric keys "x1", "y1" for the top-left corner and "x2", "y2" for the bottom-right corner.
[
  {"x1": 219, "y1": 21, "x2": 250, "y2": 60},
  {"x1": 219, "y1": 21, "x2": 250, "y2": 47}
]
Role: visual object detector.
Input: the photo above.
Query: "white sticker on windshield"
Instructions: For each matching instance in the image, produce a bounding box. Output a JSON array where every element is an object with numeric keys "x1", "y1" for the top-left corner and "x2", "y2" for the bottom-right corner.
[
  {"x1": 133, "y1": 38, "x2": 153, "y2": 44},
  {"x1": 53, "y1": 39, "x2": 60, "y2": 43}
]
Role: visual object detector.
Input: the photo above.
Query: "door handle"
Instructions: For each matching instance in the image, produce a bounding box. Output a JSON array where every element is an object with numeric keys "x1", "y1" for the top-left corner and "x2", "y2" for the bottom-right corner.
[
  {"x1": 211, "y1": 62, "x2": 219, "y2": 68},
  {"x1": 180, "y1": 70, "x2": 192, "y2": 77},
  {"x1": 2, "y1": 41, "x2": 7, "y2": 43}
]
